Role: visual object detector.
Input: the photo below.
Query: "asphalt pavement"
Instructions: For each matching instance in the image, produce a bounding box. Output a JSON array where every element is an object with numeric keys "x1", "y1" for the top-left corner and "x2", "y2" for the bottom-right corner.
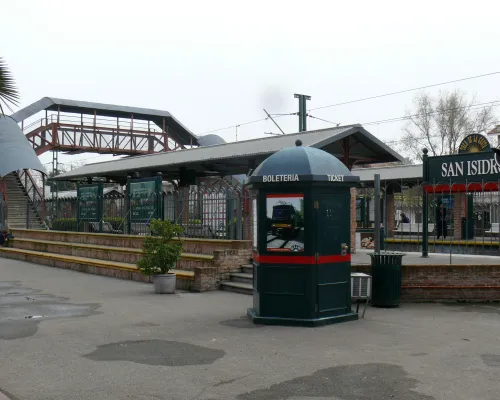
[{"x1": 1, "y1": 258, "x2": 499, "y2": 400}]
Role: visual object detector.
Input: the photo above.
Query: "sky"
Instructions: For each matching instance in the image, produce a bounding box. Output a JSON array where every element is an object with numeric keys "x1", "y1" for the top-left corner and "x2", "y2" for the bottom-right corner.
[{"x1": 2, "y1": 0, "x2": 500, "y2": 171}]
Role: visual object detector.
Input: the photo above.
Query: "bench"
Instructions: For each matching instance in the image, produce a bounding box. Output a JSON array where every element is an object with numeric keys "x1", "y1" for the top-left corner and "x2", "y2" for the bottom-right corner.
[
  {"x1": 485, "y1": 222, "x2": 500, "y2": 235},
  {"x1": 90, "y1": 222, "x2": 123, "y2": 234},
  {"x1": 395, "y1": 223, "x2": 435, "y2": 234},
  {"x1": 183, "y1": 224, "x2": 216, "y2": 239}
]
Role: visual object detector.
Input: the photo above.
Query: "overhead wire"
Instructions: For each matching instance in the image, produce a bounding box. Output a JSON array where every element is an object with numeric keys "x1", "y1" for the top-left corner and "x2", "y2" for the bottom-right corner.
[
  {"x1": 307, "y1": 71, "x2": 500, "y2": 112},
  {"x1": 362, "y1": 100, "x2": 500, "y2": 128},
  {"x1": 307, "y1": 114, "x2": 340, "y2": 126},
  {"x1": 197, "y1": 71, "x2": 500, "y2": 135}
]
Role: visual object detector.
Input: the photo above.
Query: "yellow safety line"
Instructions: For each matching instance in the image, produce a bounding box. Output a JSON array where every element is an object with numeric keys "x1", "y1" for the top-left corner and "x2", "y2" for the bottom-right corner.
[
  {"x1": 386, "y1": 238, "x2": 500, "y2": 246},
  {"x1": 12, "y1": 238, "x2": 214, "y2": 261}
]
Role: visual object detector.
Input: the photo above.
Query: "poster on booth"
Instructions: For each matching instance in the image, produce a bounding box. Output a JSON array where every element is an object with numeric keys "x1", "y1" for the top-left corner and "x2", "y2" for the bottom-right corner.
[{"x1": 266, "y1": 194, "x2": 304, "y2": 252}]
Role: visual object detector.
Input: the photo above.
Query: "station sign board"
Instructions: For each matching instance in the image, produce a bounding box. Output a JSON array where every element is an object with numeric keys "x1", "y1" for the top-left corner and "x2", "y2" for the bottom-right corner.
[
  {"x1": 77, "y1": 183, "x2": 103, "y2": 222},
  {"x1": 127, "y1": 176, "x2": 163, "y2": 223}
]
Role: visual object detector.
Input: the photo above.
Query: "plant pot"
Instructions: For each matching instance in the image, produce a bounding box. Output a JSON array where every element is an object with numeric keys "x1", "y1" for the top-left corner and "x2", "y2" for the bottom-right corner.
[{"x1": 153, "y1": 273, "x2": 176, "y2": 294}]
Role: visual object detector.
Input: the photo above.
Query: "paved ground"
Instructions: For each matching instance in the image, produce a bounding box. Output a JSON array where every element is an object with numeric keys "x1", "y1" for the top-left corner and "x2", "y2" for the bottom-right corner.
[
  {"x1": 353, "y1": 248, "x2": 500, "y2": 265},
  {"x1": 1, "y1": 258, "x2": 499, "y2": 400}
]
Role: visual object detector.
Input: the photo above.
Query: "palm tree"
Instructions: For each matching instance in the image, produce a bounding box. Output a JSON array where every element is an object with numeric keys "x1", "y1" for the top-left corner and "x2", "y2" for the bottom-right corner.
[{"x1": 0, "y1": 58, "x2": 20, "y2": 115}]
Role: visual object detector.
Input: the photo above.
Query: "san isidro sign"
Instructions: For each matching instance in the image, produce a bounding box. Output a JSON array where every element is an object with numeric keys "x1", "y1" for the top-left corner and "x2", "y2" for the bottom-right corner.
[
  {"x1": 441, "y1": 157, "x2": 500, "y2": 178},
  {"x1": 427, "y1": 134, "x2": 500, "y2": 184}
]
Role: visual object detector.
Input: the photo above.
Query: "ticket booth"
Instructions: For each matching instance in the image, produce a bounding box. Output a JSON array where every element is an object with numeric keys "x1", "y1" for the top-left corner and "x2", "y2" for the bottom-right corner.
[{"x1": 245, "y1": 139, "x2": 359, "y2": 327}]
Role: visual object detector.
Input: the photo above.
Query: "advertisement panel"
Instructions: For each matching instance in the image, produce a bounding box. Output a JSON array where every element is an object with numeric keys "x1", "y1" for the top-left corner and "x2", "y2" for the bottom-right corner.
[{"x1": 266, "y1": 194, "x2": 304, "y2": 252}]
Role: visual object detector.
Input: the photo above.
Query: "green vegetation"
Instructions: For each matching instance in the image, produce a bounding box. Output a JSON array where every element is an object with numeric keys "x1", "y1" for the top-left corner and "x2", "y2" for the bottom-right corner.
[
  {"x1": 52, "y1": 217, "x2": 125, "y2": 232},
  {"x1": 137, "y1": 219, "x2": 184, "y2": 276},
  {"x1": 0, "y1": 58, "x2": 20, "y2": 115}
]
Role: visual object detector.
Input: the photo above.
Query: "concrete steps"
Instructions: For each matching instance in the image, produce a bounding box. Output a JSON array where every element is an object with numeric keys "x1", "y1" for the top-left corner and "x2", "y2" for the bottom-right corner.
[
  {"x1": 3, "y1": 172, "x2": 45, "y2": 230},
  {"x1": 229, "y1": 272, "x2": 253, "y2": 284},
  {"x1": 220, "y1": 264, "x2": 253, "y2": 295},
  {"x1": 0, "y1": 247, "x2": 195, "y2": 290},
  {"x1": 11, "y1": 237, "x2": 214, "y2": 270},
  {"x1": 220, "y1": 281, "x2": 253, "y2": 295},
  {"x1": 2, "y1": 228, "x2": 252, "y2": 292}
]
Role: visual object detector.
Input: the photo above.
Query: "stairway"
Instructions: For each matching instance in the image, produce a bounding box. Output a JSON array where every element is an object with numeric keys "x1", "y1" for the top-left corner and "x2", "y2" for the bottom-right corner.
[
  {"x1": 0, "y1": 228, "x2": 220, "y2": 290},
  {"x1": 2, "y1": 172, "x2": 45, "y2": 230},
  {"x1": 220, "y1": 264, "x2": 253, "y2": 294}
]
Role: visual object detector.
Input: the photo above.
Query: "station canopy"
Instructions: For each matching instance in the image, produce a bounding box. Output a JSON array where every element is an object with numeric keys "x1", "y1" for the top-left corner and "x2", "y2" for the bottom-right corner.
[
  {"x1": 54, "y1": 124, "x2": 404, "y2": 183},
  {"x1": 0, "y1": 116, "x2": 45, "y2": 177}
]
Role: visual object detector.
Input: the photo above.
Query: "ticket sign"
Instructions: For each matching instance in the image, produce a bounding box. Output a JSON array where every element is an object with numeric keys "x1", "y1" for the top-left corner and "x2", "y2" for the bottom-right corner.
[
  {"x1": 261, "y1": 174, "x2": 344, "y2": 183},
  {"x1": 266, "y1": 194, "x2": 304, "y2": 252}
]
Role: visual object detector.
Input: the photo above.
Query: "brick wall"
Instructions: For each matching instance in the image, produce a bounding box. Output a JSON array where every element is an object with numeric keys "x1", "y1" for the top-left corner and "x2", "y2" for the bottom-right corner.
[
  {"x1": 193, "y1": 267, "x2": 218, "y2": 292},
  {"x1": 352, "y1": 264, "x2": 500, "y2": 301},
  {"x1": 213, "y1": 248, "x2": 252, "y2": 281},
  {"x1": 453, "y1": 193, "x2": 466, "y2": 239},
  {"x1": 386, "y1": 194, "x2": 395, "y2": 236}
]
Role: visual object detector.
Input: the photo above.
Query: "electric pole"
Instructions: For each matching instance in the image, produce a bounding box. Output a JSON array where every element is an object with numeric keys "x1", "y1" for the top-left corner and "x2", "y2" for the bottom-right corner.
[{"x1": 294, "y1": 93, "x2": 311, "y2": 132}]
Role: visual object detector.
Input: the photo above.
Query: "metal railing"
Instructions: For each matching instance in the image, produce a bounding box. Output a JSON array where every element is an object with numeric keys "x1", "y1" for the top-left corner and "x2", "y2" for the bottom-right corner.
[
  {"x1": 46, "y1": 180, "x2": 249, "y2": 240},
  {"x1": 22, "y1": 113, "x2": 163, "y2": 134},
  {"x1": 358, "y1": 177, "x2": 500, "y2": 258},
  {"x1": 17, "y1": 169, "x2": 46, "y2": 229}
]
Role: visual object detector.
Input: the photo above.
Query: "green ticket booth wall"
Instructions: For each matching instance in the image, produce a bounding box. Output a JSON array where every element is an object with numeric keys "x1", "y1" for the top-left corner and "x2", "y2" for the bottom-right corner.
[{"x1": 245, "y1": 140, "x2": 359, "y2": 327}]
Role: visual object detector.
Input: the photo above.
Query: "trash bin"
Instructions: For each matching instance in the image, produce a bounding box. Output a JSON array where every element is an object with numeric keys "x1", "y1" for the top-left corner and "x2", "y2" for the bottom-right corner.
[{"x1": 369, "y1": 251, "x2": 405, "y2": 307}]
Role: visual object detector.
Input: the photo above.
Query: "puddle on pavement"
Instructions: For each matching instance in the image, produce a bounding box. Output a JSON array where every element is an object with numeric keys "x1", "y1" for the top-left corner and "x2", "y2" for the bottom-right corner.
[
  {"x1": 482, "y1": 354, "x2": 500, "y2": 367},
  {"x1": 238, "y1": 363, "x2": 435, "y2": 400},
  {"x1": 83, "y1": 340, "x2": 225, "y2": 366},
  {"x1": 0, "y1": 281, "x2": 101, "y2": 340}
]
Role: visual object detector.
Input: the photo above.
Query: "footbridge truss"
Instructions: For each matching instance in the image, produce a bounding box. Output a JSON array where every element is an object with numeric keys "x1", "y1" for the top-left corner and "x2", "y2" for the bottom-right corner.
[{"x1": 10, "y1": 97, "x2": 199, "y2": 157}]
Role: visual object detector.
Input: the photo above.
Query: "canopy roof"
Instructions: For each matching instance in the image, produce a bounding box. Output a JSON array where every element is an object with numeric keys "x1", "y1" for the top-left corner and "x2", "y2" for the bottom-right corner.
[
  {"x1": 0, "y1": 116, "x2": 45, "y2": 177},
  {"x1": 54, "y1": 124, "x2": 404, "y2": 183}
]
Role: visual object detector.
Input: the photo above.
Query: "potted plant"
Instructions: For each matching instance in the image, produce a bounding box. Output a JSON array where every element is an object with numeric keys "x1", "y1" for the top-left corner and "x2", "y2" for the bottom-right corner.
[{"x1": 138, "y1": 219, "x2": 184, "y2": 294}]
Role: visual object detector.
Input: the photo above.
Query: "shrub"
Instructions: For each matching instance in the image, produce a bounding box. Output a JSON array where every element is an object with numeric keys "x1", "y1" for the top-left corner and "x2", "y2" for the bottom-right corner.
[
  {"x1": 52, "y1": 218, "x2": 77, "y2": 231},
  {"x1": 137, "y1": 219, "x2": 184, "y2": 276},
  {"x1": 104, "y1": 217, "x2": 125, "y2": 230}
]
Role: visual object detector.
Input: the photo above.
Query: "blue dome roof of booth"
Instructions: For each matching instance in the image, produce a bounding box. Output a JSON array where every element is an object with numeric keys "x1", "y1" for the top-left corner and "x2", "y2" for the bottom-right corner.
[{"x1": 251, "y1": 139, "x2": 353, "y2": 177}]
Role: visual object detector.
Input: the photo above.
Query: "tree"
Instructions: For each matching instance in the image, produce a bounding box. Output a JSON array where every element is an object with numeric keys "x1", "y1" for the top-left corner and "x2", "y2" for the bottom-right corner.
[
  {"x1": 0, "y1": 58, "x2": 20, "y2": 115},
  {"x1": 400, "y1": 90, "x2": 497, "y2": 161},
  {"x1": 43, "y1": 161, "x2": 85, "y2": 193}
]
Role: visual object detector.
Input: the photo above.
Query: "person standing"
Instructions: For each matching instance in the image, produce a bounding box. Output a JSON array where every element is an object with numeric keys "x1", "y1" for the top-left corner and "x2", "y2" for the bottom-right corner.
[
  {"x1": 436, "y1": 201, "x2": 447, "y2": 239},
  {"x1": 400, "y1": 213, "x2": 410, "y2": 224}
]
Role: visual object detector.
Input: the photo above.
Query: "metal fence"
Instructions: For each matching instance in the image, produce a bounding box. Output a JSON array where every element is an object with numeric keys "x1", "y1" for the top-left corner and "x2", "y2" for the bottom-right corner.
[
  {"x1": 44, "y1": 180, "x2": 249, "y2": 240},
  {"x1": 357, "y1": 178, "x2": 500, "y2": 256}
]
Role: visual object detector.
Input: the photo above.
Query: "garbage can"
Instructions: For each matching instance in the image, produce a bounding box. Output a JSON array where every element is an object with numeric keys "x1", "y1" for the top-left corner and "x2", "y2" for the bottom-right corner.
[{"x1": 369, "y1": 251, "x2": 405, "y2": 307}]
